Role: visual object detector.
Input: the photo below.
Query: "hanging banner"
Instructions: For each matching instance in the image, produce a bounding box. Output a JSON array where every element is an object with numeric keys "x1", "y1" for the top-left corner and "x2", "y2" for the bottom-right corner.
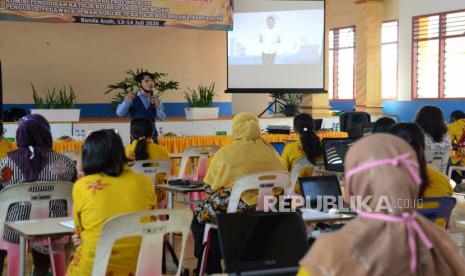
[{"x1": 0, "y1": 0, "x2": 233, "y2": 30}]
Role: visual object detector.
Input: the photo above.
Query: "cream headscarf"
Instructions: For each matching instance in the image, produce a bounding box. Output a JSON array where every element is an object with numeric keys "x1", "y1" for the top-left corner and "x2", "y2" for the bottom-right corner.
[
  {"x1": 300, "y1": 134, "x2": 465, "y2": 275},
  {"x1": 204, "y1": 112, "x2": 286, "y2": 205}
]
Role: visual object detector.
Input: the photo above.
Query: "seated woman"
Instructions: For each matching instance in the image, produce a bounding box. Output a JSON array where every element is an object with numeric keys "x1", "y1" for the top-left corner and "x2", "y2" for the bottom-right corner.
[
  {"x1": 449, "y1": 110, "x2": 465, "y2": 185},
  {"x1": 372, "y1": 117, "x2": 396, "y2": 133},
  {"x1": 389, "y1": 123, "x2": 452, "y2": 197},
  {"x1": 0, "y1": 114, "x2": 76, "y2": 276},
  {"x1": 281, "y1": 113, "x2": 323, "y2": 193},
  {"x1": 298, "y1": 134, "x2": 465, "y2": 275},
  {"x1": 67, "y1": 129, "x2": 156, "y2": 276},
  {"x1": 125, "y1": 117, "x2": 170, "y2": 162},
  {"x1": 192, "y1": 112, "x2": 287, "y2": 274},
  {"x1": 414, "y1": 106, "x2": 451, "y2": 173}
]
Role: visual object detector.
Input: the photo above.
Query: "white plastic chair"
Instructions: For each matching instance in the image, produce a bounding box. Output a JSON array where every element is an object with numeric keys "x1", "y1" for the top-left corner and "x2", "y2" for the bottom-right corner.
[
  {"x1": 289, "y1": 157, "x2": 316, "y2": 193},
  {"x1": 200, "y1": 171, "x2": 291, "y2": 275},
  {"x1": 0, "y1": 181, "x2": 73, "y2": 276},
  {"x1": 128, "y1": 159, "x2": 172, "y2": 184},
  {"x1": 178, "y1": 145, "x2": 219, "y2": 180},
  {"x1": 92, "y1": 208, "x2": 193, "y2": 276},
  {"x1": 448, "y1": 166, "x2": 465, "y2": 192}
]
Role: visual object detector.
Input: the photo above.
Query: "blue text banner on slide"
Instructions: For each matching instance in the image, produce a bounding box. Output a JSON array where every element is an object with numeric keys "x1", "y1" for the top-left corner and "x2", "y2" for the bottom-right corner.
[{"x1": 0, "y1": 0, "x2": 232, "y2": 31}]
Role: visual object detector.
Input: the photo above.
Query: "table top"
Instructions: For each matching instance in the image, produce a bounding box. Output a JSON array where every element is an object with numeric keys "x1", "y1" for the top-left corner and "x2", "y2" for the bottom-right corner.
[
  {"x1": 302, "y1": 213, "x2": 354, "y2": 223},
  {"x1": 5, "y1": 217, "x2": 74, "y2": 237},
  {"x1": 158, "y1": 184, "x2": 205, "y2": 193}
]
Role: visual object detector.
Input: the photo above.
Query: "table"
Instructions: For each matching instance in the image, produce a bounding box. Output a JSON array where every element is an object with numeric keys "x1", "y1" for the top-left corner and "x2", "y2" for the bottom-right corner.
[
  {"x1": 158, "y1": 184, "x2": 205, "y2": 209},
  {"x1": 301, "y1": 212, "x2": 355, "y2": 224},
  {"x1": 158, "y1": 184, "x2": 205, "y2": 245},
  {"x1": 5, "y1": 217, "x2": 74, "y2": 276},
  {"x1": 6, "y1": 140, "x2": 83, "y2": 153},
  {"x1": 159, "y1": 132, "x2": 348, "y2": 153}
]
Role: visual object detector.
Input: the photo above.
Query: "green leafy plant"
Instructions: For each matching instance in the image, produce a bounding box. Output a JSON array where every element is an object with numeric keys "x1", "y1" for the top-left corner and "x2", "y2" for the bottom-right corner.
[
  {"x1": 32, "y1": 83, "x2": 77, "y2": 109},
  {"x1": 269, "y1": 92, "x2": 302, "y2": 116},
  {"x1": 184, "y1": 82, "x2": 216, "y2": 108},
  {"x1": 105, "y1": 69, "x2": 179, "y2": 112}
]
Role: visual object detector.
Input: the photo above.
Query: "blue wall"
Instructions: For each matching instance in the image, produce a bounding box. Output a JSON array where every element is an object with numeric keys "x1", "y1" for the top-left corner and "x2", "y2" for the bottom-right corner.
[
  {"x1": 330, "y1": 100, "x2": 465, "y2": 122},
  {"x1": 3, "y1": 102, "x2": 233, "y2": 118},
  {"x1": 4, "y1": 100, "x2": 464, "y2": 121}
]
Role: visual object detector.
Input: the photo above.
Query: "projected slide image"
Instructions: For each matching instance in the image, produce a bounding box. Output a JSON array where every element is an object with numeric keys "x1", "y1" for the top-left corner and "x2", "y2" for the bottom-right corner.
[{"x1": 228, "y1": 9, "x2": 324, "y2": 65}]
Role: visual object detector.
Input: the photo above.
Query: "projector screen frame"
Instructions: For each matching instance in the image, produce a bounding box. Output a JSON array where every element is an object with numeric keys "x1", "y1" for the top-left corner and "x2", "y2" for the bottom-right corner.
[{"x1": 225, "y1": 0, "x2": 327, "y2": 94}]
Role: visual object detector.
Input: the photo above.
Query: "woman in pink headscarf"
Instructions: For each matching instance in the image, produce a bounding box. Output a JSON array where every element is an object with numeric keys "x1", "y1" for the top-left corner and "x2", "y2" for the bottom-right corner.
[{"x1": 298, "y1": 134, "x2": 465, "y2": 275}]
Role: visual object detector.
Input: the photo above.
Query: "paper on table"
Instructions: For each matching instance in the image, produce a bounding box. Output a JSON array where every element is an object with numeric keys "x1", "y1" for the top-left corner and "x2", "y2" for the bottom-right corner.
[
  {"x1": 59, "y1": 220, "x2": 75, "y2": 229},
  {"x1": 300, "y1": 209, "x2": 334, "y2": 220}
]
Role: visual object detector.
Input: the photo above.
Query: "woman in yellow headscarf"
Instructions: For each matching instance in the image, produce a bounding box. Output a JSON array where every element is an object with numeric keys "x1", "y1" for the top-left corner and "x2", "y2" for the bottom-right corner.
[{"x1": 191, "y1": 112, "x2": 287, "y2": 274}]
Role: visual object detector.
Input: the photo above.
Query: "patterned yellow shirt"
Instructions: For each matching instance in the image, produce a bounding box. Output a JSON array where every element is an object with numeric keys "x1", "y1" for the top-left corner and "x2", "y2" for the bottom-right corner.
[
  {"x1": 281, "y1": 140, "x2": 322, "y2": 193},
  {"x1": 67, "y1": 167, "x2": 156, "y2": 276}
]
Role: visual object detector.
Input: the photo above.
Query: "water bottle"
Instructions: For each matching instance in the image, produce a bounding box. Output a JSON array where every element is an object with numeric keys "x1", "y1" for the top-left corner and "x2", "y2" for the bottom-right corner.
[
  {"x1": 159, "y1": 127, "x2": 164, "y2": 137},
  {"x1": 73, "y1": 129, "x2": 81, "y2": 140}
]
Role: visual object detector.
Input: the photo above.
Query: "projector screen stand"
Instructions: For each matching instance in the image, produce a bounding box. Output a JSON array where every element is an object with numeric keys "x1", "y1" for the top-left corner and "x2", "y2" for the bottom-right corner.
[{"x1": 258, "y1": 99, "x2": 280, "y2": 118}]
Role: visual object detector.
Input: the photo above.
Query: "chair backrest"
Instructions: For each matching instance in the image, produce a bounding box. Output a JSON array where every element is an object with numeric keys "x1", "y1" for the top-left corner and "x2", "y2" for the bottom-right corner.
[
  {"x1": 339, "y1": 112, "x2": 371, "y2": 139},
  {"x1": 0, "y1": 181, "x2": 73, "y2": 248},
  {"x1": 128, "y1": 159, "x2": 171, "y2": 184},
  {"x1": 178, "y1": 145, "x2": 219, "y2": 179},
  {"x1": 290, "y1": 157, "x2": 314, "y2": 193},
  {"x1": 92, "y1": 208, "x2": 193, "y2": 276},
  {"x1": 417, "y1": 196, "x2": 457, "y2": 228},
  {"x1": 227, "y1": 171, "x2": 291, "y2": 213},
  {"x1": 448, "y1": 166, "x2": 465, "y2": 188}
]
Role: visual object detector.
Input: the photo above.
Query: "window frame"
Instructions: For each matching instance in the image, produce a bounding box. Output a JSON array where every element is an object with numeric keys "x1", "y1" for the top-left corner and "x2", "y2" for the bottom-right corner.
[
  {"x1": 412, "y1": 8, "x2": 465, "y2": 100},
  {"x1": 381, "y1": 20, "x2": 399, "y2": 100},
  {"x1": 329, "y1": 26, "x2": 356, "y2": 101}
]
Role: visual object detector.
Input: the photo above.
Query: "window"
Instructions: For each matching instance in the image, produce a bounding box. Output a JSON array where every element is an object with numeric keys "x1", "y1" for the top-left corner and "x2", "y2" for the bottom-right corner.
[
  {"x1": 329, "y1": 27, "x2": 355, "y2": 100},
  {"x1": 382, "y1": 21, "x2": 398, "y2": 99},
  {"x1": 413, "y1": 10, "x2": 465, "y2": 99}
]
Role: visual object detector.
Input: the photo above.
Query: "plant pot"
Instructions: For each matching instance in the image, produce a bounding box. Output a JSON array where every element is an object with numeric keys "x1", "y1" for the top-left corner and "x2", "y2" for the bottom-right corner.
[
  {"x1": 31, "y1": 109, "x2": 81, "y2": 122},
  {"x1": 184, "y1": 107, "x2": 219, "y2": 120}
]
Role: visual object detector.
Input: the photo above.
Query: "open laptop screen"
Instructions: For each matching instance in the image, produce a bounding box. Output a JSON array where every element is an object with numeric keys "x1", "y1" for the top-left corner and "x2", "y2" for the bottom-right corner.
[
  {"x1": 299, "y1": 175, "x2": 342, "y2": 210},
  {"x1": 322, "y1": 138, "x2": 356, "y2": 172},
  {"x1": 217, "y1": 212, "x2": 308, "y2": 274}
]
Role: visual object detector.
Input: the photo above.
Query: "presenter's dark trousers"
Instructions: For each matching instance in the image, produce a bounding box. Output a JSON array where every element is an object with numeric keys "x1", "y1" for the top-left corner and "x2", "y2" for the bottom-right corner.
[{"x1": 152, "y1": 125, "x2": 159, "y2": 144}]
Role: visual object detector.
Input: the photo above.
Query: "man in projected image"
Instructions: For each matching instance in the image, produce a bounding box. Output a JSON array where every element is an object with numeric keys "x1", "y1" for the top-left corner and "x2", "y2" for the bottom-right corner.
[{"x1": 259, "y1": 15, "x2": 281, "y2": 65}]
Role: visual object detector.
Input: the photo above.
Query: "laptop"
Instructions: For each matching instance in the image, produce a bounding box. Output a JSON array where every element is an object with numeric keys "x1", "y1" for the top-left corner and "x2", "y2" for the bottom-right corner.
[
  {"x1": 270, "y1": 142, "x2": 285, "y2": 155},
  {"x1": 322, "y1": 138, "x2": 356, "y2": 172},
  {"x1": 217, "y1": 212, "x2": 309, "y2": 275},
  {"x1": 299, "y1": 175, "x2": 342, "y2": 211}
]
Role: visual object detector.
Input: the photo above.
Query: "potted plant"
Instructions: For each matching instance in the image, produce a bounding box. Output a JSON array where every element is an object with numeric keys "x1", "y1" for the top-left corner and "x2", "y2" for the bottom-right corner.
[
  {"x1": 278, "y1": 93, "x2": 303, "y2": 117},
  {"x1": 184, "y1": 82, "x2": 219, "y2": 120},
  {"x1": 30, "y1": 84, "x2": 81, "y2": 122},
  {"x1": 105, "y1": 69, "x2": 179, "y2": 112}
]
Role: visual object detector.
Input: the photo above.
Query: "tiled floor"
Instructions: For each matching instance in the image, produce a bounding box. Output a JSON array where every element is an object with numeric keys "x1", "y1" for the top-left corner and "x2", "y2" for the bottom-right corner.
[{"x1": 3, "y1": 197, "x2": 465, "y2": 275}]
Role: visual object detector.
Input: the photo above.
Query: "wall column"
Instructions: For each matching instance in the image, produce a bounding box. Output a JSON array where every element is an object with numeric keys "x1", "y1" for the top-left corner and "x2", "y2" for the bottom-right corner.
[
  {"x1": 300, "y1": 0, "x2": 331, "y2": 118},
  {"x1": 354, "y1": 0, "x2": 384, "y2": 114}
]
